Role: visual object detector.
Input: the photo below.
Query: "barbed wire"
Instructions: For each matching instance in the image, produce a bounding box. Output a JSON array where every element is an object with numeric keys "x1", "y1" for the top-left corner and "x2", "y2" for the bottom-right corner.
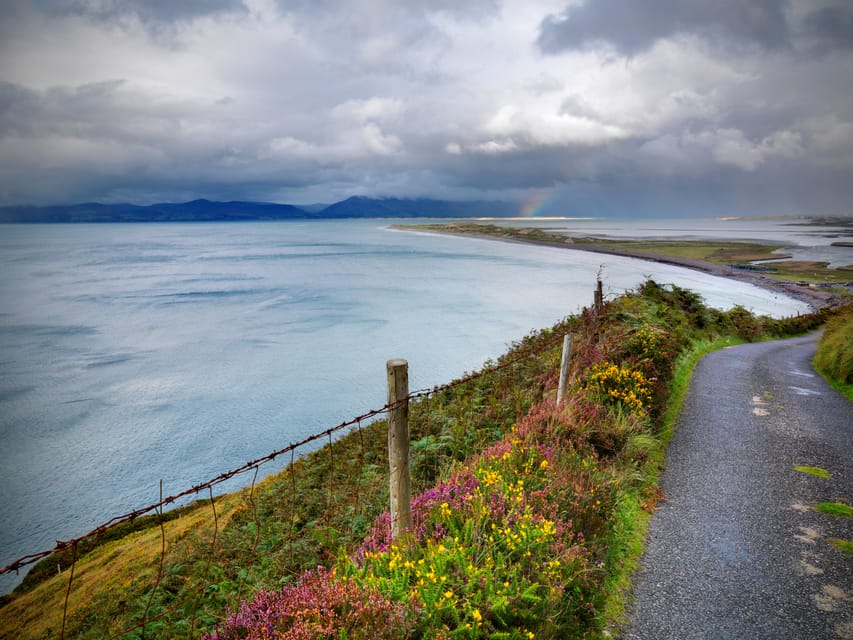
[{"x1": 0, "y1": 400, "x2": 397, "y2": 576}]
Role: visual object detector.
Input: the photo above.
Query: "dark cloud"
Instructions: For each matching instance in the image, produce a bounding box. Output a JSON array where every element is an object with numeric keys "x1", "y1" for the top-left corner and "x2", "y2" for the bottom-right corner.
[
  {"x1": 800, "y1": 4, "x2": 853, "y2": 52},
  {"x1": 42, "y1": 0, "x2": 246, "y2": 25},
  {"x1": 537, "y1": 0, "x2": 791, "y2": 55},
  {"x1": 0, "y1": 79, "x2": 183, "y2": 145}
]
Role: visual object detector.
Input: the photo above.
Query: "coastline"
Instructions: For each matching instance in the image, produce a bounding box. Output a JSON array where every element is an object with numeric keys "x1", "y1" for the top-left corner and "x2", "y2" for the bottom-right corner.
[{"x1": 392, "y1": 224, "x2": 838, "y2": 311}]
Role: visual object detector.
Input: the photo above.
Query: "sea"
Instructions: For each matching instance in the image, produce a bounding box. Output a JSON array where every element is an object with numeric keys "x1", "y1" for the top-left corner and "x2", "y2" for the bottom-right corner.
[{"x1": 0, "y1": 217, "x2": 837, "y2": 594}]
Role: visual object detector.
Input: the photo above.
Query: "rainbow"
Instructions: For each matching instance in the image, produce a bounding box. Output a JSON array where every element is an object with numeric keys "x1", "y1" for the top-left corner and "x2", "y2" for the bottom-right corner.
[
  {"x1": 520, "y1": 189, "x2": 563, "y2": 218},
  {"x1": 516, "y1": 189, "x2": 596, "y2": 220}
]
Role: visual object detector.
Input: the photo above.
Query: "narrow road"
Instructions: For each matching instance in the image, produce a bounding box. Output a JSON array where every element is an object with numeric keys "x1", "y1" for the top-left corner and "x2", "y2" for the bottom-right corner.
[{"x1": 624, "y1": 333, "x2": 853, "y2": 639}]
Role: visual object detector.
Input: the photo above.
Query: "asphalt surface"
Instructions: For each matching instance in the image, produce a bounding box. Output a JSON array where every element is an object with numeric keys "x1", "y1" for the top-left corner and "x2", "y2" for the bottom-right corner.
[{"x1": 624, "y1": 333, "x2": 853, "y2": 639}]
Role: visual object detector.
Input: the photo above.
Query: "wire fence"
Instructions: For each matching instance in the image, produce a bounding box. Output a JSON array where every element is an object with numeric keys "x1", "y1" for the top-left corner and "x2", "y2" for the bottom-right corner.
[{"x1": 0, "y1": 316, "x2": 573, "y2": 640}]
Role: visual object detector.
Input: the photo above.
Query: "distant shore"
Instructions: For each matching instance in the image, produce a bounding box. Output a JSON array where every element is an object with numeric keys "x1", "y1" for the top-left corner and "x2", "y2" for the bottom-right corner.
[{"x1": 393, "y1": 223, "x2": 839, "y2": 311}]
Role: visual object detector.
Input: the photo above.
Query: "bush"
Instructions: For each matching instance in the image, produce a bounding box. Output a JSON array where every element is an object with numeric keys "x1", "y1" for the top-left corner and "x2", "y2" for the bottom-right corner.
[
  {"x1": 584, "y1": 362, "x2": 653, "y2": 419},
  {"x1": 203, "y1": 568, "x2": 411, "y2": 640},
  {"x1": 349, "y1": 410, "x2": 598, "y2": 639}
]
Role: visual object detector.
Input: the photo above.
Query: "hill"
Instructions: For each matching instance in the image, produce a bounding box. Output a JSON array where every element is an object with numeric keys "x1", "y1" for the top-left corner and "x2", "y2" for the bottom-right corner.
[
  {"x1": 0, "y1": 200, "x2": 310, "y2": 223},
  {"x1": 0, "y1": 197, "x2": 519, "y2": 223}
]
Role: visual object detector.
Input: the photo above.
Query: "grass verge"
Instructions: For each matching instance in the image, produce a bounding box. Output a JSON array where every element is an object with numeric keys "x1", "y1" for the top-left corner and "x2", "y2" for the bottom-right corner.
[{"x1": 813, "y1": 302, "x2": 853, "y2": 402}]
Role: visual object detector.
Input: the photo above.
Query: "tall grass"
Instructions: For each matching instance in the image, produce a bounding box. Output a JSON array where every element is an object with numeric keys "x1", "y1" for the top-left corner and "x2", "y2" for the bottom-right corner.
[{"x1": 813, "y1": 302, "x2": 853, "y2": 401}]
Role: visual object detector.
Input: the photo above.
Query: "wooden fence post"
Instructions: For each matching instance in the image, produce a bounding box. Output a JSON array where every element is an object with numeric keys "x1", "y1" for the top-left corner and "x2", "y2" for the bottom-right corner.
[
  {"x1": 557, "y1": 333, "x2": 573, "y2": 406},
  {"x1": 595, "y1": 279, "x2": 604, "y2": 311},
  {"x1": 387, "y1": 359, "x2": 412, "y2": 540}
]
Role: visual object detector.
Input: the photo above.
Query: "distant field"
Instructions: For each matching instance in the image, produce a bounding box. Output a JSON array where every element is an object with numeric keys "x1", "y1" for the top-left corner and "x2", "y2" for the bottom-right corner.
[{"x1": 570, "y1": 238, "x2": 853, "y2": 284}]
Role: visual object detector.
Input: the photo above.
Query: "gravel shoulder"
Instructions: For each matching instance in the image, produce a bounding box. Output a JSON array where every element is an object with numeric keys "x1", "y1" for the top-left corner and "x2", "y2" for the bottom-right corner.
[{"x1": 623, "y1": 334, "x2": 853, "y2": 639}]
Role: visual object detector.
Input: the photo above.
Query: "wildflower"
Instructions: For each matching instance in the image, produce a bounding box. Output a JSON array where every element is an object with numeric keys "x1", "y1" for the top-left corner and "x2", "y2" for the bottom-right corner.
[{"x1": 472, "y1": 609, "x2": 482, "y2": 623}]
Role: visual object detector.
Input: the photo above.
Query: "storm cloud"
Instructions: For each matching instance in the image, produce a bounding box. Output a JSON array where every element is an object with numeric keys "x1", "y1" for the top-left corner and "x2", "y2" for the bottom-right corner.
[{"x1": 0, "y1": 0, "x2": 851, "y2": 216}]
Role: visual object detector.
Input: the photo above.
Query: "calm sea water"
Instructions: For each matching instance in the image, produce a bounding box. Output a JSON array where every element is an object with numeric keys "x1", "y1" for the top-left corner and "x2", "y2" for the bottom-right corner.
[{"x1": 0, "y1": 219, "x2": 812, "y2": 592}]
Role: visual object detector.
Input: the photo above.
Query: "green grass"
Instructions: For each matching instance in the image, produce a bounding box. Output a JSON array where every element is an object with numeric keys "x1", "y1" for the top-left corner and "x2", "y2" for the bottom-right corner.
[
  {"x1": 814, "y1": 302, "x2": 853, "y2": 402},
  {"x1": 815, "y1": 502, "x2": 853, "y2": 518},
  {"x1": 828, "y1": 538, "x2": 853, "y2": 557},
  {"x1": 793, "y1": 465, "x2": 832, "y2": 479}
]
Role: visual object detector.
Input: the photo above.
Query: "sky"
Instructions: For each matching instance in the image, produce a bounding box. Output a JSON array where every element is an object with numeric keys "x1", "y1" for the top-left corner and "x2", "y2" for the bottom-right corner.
[{"x1": 1, "y1": 0, "x2": 852, "y2": 216}]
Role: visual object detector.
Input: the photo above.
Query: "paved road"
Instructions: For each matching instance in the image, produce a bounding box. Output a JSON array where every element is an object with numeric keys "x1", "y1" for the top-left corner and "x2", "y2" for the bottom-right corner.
[{"x1": 624, "y1": 333, "x2": 852, "y2": 639}]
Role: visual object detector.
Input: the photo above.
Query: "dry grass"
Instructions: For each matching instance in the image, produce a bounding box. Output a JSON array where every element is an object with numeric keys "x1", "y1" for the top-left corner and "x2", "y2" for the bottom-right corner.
[{"x1": 0, "y1": 493, "x2": 243, "y2": 640}]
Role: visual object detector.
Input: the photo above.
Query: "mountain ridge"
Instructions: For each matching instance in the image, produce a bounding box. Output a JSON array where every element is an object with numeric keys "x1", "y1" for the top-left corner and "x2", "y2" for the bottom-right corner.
[{"x1": 0, "y1": 196, "x2": 520, "y2": 223}]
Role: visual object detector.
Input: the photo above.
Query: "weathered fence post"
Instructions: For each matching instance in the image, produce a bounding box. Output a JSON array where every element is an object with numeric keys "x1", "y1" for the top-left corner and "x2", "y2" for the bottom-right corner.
[
  {"x1": 557, "y1": 333, "x2": 573, "y2": 406},
  {"x1": 594, "y1": 278, "x2": 604, "y2": 311},
  {"x1": 387, "y1": 359, "x2": 412, "y2": 540}
]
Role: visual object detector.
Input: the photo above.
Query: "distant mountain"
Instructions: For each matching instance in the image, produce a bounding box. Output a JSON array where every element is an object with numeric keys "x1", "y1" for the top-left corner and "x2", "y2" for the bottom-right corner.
[
  {"x1": 0, "y1": 197, "x2": 520, "y2": 223},
  {"x1": 0, "y1": 199, "x2": 311, "y2": 223},
  {"x1": 318, "y1": 196, "x2": 518, "y2": 218}
]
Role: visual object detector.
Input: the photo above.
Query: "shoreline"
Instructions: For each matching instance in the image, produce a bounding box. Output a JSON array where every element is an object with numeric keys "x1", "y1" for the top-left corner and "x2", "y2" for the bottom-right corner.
[{"x1": 393, "y1": 224, "x2": 838, "y2": 311}]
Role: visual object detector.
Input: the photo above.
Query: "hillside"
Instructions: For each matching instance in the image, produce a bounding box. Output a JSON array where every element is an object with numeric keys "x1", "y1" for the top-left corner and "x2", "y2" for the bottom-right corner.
[{"x1": 0, "y1": 197, "x2": 519, "y2": 223}]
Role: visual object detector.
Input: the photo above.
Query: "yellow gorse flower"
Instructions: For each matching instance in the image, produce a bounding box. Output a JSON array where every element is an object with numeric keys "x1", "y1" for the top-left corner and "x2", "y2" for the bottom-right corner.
[{"x1": 587, "y1": 360, "x2": 653, "y2": 416}]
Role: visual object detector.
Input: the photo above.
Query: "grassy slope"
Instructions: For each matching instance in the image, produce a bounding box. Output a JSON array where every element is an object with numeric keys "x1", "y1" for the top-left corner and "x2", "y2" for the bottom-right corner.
[
  {"x1": 0, "y1": 283, "x2": 833, "y2": 639},
  {"x1": 1, "y1": 317, "x2": 572, "y2": 639},
  {"x1": 813, "y1": 302, "x2": 853, "y2": 401}
]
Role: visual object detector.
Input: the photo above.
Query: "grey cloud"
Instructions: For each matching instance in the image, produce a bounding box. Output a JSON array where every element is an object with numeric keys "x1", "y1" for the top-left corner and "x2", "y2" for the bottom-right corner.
[
  {"x1": 537, "y1": 0, "x2": 791, "y2": 55},
  {"x1": 0, "y1": 79, "x2": 185, "y2": 145},
  {"x1": 43, "y1": 0, "x2": 246, "y2": 25},
  {"x1": 800, "y1": 5, "x2": 853, "y2": 52},
  {"x1": 276, "y1": 0, "x2": 500, "y2": 21}
]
